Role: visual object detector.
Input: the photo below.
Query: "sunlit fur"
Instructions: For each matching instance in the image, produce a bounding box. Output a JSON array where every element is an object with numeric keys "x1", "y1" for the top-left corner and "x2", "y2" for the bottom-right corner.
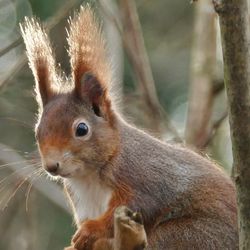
[
  {"x1": 21, "y1": 5, "x2": 238, "y2": 250},
  {"x1": 67, "y1": 6, "x2": 112, "y2": 93},
  {"x1": 20, "y1": 18, "x2": 59, "y2": 110}
]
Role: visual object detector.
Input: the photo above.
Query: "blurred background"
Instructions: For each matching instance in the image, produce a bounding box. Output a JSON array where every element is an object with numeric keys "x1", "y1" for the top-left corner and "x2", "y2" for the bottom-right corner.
[{"x1": 0, "y1": 0, "x2": 232, "y2": 249}]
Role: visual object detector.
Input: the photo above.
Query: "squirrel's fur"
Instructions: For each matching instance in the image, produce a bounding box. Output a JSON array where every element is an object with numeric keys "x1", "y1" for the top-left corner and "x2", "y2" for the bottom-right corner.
[
  {"x1": 20, "y1": 6, "x2": 238, "y2": 250},
  {"x1": 20, "y1": 18, "x2": 58, "y2": 109},
  {"x1": 67, "y1": 7, "x2": 111, "y2": 93}
]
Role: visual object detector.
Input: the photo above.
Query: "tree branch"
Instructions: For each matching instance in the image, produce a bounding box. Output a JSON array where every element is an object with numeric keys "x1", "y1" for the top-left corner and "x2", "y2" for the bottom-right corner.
[
  {"x1": 0, "y1": 37, "x2": 22, "y2": 58},
  {"x1": 119, "y1": 0, "x2": 180, "y2": 139},
  {"x1": 212, "y1": 0, "x2": 250, "y2": 248},
  {"x1": 185, "y1": 0, "x2": 217, "y2": 148},
  {"x1": 201, "y1": 110, "x2": 228, "y2": 148}
]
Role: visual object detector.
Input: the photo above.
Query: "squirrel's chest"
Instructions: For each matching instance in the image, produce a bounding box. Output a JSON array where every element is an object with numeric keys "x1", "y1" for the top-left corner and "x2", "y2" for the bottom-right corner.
[{"x1": 65, "y1": 178, "x2": 112, "y2": 225}]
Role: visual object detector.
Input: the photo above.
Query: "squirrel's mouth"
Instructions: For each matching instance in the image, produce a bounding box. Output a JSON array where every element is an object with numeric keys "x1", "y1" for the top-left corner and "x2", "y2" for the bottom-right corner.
[
  {"x1": 45, "y1": 168, "x2": 72, "y2": 178},
  {"x1": 59, "y1": 172, "x2": 71, "y2": 178}
]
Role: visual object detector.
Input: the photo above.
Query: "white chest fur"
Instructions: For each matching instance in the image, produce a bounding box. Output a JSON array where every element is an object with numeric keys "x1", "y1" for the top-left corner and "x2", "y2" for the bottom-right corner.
[{"x1": 65, "y1": 177, "x2": 112, "y2": 225}]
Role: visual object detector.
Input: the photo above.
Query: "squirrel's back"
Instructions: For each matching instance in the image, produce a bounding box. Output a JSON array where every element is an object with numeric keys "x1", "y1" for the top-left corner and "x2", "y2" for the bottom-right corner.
[{"x1": 111, "y1": 119, "x2": 238, "y2": 249}]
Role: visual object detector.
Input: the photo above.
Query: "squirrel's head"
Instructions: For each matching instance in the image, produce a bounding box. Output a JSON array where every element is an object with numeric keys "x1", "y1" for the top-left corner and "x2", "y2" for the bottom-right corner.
[{"x1": 20, "y1": 7, "x2": 120, "y2": 178}]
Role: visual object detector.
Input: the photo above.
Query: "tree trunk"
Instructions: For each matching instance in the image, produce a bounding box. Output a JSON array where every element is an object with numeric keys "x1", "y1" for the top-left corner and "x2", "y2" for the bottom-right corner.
[{"x1": 212, "y1": 0, "x2": 250, "y2": 249}]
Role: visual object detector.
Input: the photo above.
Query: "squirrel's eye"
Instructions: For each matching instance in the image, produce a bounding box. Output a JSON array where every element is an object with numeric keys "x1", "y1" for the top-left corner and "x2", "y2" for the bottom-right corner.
[{"x1": 75, "y1": 123, "x2": 89, "y2": 137}]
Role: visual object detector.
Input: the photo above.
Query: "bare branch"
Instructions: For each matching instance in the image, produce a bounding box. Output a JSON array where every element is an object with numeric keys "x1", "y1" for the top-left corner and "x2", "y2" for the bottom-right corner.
[
  {"x1": 201, "y1": 111, "x2": 228, "y2": 148},
  {"x1": 119, "y1": 0, "x2": 180, "y2": 139},
  {"x1": 212, "y1": 0, "x2": 250, "y2": 248},
  {"x1": 185, "y1": 0, "x2": 217, "y2": 148},
  {"x1": 213, "y1": 79, "x2": 224, "y2": 95},
  {"x1": 0, "y1": 38, "x2": 22, "y2": 58}
]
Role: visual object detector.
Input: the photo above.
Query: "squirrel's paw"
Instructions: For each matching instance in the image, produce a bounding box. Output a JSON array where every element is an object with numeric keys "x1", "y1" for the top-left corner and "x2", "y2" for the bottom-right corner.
[
  {"x1": 115, "y1": 206, "x2": 144, "y2": 225},
  {"x1": 64, "y1": 246, "x2": 77, "y2": 250},
  {"x1": 72, "y1": 226, "x2": 97, "y2": 250},
  {"x1": 114, "y1": 206, "x2": 148, "y2": 249}
]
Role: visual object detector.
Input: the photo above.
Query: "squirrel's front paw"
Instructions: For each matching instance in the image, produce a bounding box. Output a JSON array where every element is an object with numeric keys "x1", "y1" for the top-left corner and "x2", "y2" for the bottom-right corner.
[
  {"x1": 64, "y1": 246, "x2": 77, "y2": 250},
  {"x1": 114, "y1": 206, "x2": 147, "y2": 249},
  {"x1": 72, "y1": 226, "x2": 98, "y2": 250}
]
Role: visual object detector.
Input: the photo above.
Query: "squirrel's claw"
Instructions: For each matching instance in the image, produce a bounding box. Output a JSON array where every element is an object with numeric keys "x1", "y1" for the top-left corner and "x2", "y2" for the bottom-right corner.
[
  {"x1": 72, "y1": 227, "x2": 96, "y2": 250},
  {"x1": 64, "y1": 247, "x2": 77, "y2": 250}
]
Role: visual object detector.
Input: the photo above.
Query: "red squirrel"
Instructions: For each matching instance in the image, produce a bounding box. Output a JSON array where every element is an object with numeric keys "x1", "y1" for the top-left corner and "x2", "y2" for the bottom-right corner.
[{"x1": 20, "y1": 6, "x2": 238, "y2": 250}]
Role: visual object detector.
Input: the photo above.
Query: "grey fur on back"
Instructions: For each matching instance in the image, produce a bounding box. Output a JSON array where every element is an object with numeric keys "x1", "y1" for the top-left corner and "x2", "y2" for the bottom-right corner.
[{"x1": 109, "y1": 118, "x2": 238, "y2": 249}]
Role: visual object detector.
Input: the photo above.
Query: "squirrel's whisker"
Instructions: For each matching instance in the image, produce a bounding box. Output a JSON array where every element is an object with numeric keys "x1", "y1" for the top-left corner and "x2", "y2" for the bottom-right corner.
[
  {"x1": 25, "y1": 169, "x2": 45, "y2": 212},
  {"x1": 0, "y1": 168, "x2": 43, "y2": 210},
  {"x1": 0, "y1": 177, "x2": 29, "y2": 210},
  {"x1": 0, "y1": 165, "x2": 42, "y2": 198},
  {"x1": 0, "y1": 165, "x2": 38, "y2": 187},
  {"x1": 0, "y1": 148, "x2": 26, "y2": 154},
  {"x1": 0, "y1": 159, "x2": 39, "y2": 169},
  {"x1": 0, "y1": 117, "x2": 33, "y2": 129}
]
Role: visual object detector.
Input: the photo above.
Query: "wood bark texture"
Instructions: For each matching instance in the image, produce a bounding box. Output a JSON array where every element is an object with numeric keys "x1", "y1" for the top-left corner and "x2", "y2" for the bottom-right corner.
[{"x1": 212, "y1": 0, "x2": 250, "y2": 248}]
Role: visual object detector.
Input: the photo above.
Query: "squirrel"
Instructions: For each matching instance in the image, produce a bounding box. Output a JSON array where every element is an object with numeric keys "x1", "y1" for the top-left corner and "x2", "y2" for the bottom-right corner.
[{"x1": 20, "y1": 5, "x2": 238, "y2": 250}]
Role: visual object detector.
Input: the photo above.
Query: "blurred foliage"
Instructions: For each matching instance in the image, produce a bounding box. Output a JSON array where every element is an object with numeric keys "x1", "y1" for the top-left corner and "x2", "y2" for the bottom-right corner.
[
  {"x1": 30, "y1": 0, "x2": 67, "y2": 20},
  {"x1": 0, "y1": 0, "x2": 232, "y2": 249}
]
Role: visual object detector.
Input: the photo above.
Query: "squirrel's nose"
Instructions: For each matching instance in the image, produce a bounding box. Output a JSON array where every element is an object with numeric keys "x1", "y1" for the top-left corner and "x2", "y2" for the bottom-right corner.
[{"x1": 46, "y1": 162, "x2": 60, "y2": 175}]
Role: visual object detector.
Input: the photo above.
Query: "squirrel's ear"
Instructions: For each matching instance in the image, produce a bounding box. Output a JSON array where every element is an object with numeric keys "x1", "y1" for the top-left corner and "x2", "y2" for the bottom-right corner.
[
  {"x1": 20, "y1": 18, "x2": 57, "y2": 107},
  {"x1": 68, "y1": 7, "x2": 114, "y2": 122},
  {"x1": 76, "y1": 72, "x2": 113, "y2": 120}
]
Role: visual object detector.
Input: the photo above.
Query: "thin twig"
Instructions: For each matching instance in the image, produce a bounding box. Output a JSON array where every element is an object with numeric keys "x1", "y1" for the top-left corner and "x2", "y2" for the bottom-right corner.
[
  {"x1": 185, "y1": 0, "x2": 217, "y2": 148},
  {"x1": 202, "y1": 111, "x2": 228, "y2": 147},
  {"x1": 213, "y1": 79, "x2": 224, "y2": 95},
  {"x1": 119, "y1": 0, "x2": 180, "y2": 139},
  {"x1": 0, "y1": 37, "x2": 22, "y2": 58}
]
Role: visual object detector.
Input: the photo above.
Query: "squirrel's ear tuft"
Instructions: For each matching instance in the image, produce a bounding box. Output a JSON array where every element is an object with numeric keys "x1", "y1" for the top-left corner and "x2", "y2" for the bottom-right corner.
[
  {"x1": 20, "y1": 18, "x2": 57, "y2": 108},
  {"x1": 76, "y1": 72, "x2": 113, "y2": 121},
  {"x1": 67, "y1": 6, "x2": 112, "y2": 103},
  {"x1": 68, "y1": 6, "x2": 115, "y2": 123}
]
